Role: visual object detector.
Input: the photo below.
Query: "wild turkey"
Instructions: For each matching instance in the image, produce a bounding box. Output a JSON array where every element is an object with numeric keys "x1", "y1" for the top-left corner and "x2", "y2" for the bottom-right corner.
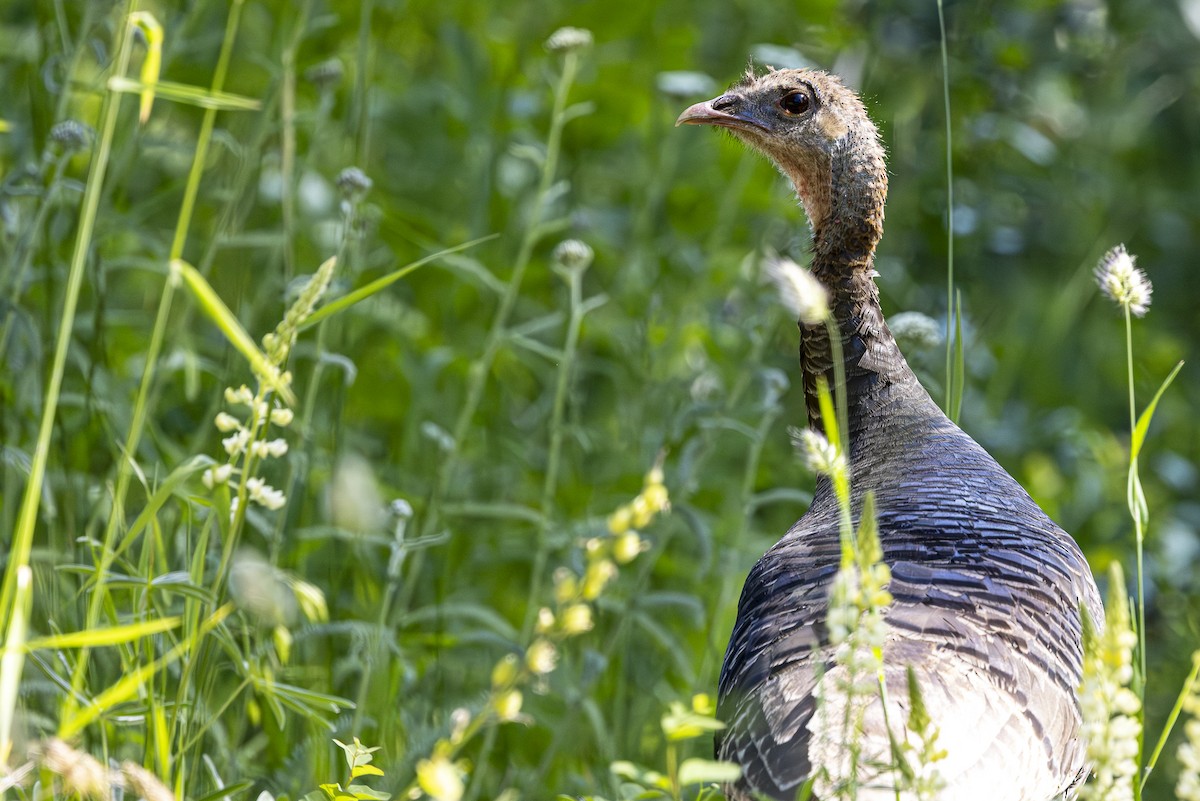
[{"x1": 677, "y1": 68, "x2": 1103, "y2": 800}]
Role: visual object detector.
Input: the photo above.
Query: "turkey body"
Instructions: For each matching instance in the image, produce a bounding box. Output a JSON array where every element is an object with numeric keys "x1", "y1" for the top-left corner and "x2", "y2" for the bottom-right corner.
[{"x1": 677, "y1": 68, "x2": 1102, "y2": 801}]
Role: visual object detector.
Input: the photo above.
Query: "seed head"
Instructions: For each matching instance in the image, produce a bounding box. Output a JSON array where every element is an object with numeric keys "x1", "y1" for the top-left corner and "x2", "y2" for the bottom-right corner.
[
  {"x1": 1094, "y1": 244, "x2": 1152, "y2": 317},
  {"x1": 544, "y1": 27, "x2": 593, "y2": 53},
  {"x1": 38, "y1": 739, "x2": 110, "y2": 799},
  {"x1": 791, "y1": 426, "x2": 846, "y2": 479},
  {"x1": 120, "y1": 761, "x2": 175, "y2": 801},
  {"x1": 336, "y1": 166, "x2": 372, "y2": 198},
  {"x1": 305, "y1": 58, "x2": 344, "y2": 89},
  {"x1": 765, "y1": 257, "x2": 829, "y2": 325},
  {"x1": 552, "y1": 239, "x2": 594, "y2": 274},
  {"x1": 50, "y1": 120, "x2": 93, "y2": 152}
]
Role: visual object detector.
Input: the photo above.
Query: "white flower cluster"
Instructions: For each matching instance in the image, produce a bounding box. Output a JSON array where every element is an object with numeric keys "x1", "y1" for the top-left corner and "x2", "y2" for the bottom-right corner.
[
  {"x1": 811, "y1": 505, "x2": 895, "y2": 799},
  {"x1": 201, "y1": 382, "x2": 294, "y2": 512},
  {"x1": 1078, "y1": 563, "x2": 1141, "y2": 801}
]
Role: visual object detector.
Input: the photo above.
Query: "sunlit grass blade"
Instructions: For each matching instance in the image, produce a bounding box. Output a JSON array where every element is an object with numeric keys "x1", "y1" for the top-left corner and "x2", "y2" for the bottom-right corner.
[
  {"x1": 26, "y1": 616, "x2": 181, "y2": 651},
  {"x1": 112, "y1": 455, "x2": 215, "y2": 564},
  {"x1": 59, "y1": 604, "x2": 232, "y2": 739},
  {"x1": 299, "y1": 234, "x2": 498, "y2": 331},
  {"x1": 172, "y1": 259, "x2": 295, "y2": 405},
  {"x1": 0, "y1": 567, "x2": 32, "y2": 766},
  {"x1": 106, "y1": 77, "x2": 262, "y2": 112},
  {"x1": 129, "y1": 11, "x2": 163, "y2": 122},
  {"x1": 0, "y1": 6, "x2": 139, "y2": 636},
  {"x1": 1141, "y1": 650, "x2": 1200, "y2": 788}
]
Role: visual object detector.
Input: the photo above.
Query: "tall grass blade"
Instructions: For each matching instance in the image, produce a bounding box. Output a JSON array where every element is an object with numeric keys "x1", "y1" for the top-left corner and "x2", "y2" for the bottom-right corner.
[
  {"x1": 0, "y1": 567, "x2": 32, "y2": 766},
  {"x1": 936, "y1": 0, "x2": 957, "y2": 418},
  {"x1": 26, "y1": 616, "x2": 181, "y2": 651},
  {"x1": 0, "y1": 0, "x2": 139, "y2": 634},
  {"x1": 106, "y1": 77, "x2": 262, "y2": 111},
  {"x1": 300, "y1": 234, "x2": 497, "y2": 330},
  {"x1": 1141, "y1": 650, "x2": 1200, "y2": 788},
  {"x1": 173, "y1": 259, "x2": 296, "y2": 404},
  {"x1": 59, "y1": 604, "x2": 232, "y2": 738}
]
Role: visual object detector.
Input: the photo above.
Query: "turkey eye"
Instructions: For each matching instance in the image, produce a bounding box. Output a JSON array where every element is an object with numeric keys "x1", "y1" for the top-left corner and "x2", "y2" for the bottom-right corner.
[{"x1": 779, "y1": 90, "x2": 811, "y2": 115}]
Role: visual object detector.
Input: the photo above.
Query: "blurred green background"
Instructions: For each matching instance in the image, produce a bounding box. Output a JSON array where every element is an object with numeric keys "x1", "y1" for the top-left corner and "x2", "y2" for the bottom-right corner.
[{"x1": 1, "y1": 0, "x2": 1197, "y2": 797}]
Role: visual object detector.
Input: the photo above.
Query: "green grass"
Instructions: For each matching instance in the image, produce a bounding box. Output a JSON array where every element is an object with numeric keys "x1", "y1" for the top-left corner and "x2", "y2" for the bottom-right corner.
[{"x1": 0, "y1": 1, "x2": 1197, "y2": 799}]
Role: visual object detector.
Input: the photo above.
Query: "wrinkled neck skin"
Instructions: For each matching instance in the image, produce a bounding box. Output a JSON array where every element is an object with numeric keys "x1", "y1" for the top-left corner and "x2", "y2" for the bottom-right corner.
[{"x1": 791, "y1": 127, "x2": 936, "y2": 455}]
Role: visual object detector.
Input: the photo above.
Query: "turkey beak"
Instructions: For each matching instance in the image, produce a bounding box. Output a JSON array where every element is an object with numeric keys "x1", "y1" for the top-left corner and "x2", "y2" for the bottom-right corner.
[{"x1": 675, "y1": 95, "x2": 769, "y2": 133}]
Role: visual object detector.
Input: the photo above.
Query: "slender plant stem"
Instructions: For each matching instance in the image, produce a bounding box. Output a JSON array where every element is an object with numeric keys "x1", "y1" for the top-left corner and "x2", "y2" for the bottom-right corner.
[
  {"x1": 1126, "y1": 306, "x2": 1146, "y2": 688},
  {"x1": 936, "y1": 0, "x2": 957, "y2": 418},
  {"x1": 522, "y1": 264, "x2": 588, "y2": 638},
  {"x1": 64, "y1": 0, "x2": 247, "y2": 722},
  {"x1": 1124, "y1": 304, "x2": 1148, "y2": 801},
  {"x1": 0, "y1": 0, "x2": 138, "y2": 636}
]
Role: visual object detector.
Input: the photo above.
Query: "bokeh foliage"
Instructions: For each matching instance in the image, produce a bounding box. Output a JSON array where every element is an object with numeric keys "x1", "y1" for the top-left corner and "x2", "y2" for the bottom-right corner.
[{"x1": 0, "y1": 0, "x2": 1197, "y2": 797}]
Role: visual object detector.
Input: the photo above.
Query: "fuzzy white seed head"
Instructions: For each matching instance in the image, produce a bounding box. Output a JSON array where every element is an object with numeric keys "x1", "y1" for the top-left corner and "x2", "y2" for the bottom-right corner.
[
  {"x1": 1094, "y1": 244, "x2": 1152, "y2": 317},
  {"x1": 765, "y1": 257, "x2": 829, "y2": 325},
  {"x1": 544, "y1": 26, "x2": 593, "y2": 53},
  {"x1": 552, "y1": 239, "x2": 594, "y2": 273},
  {"x1": 791, "y1": 427, "x2": 846, "y2": 478},
  {"x1": 120, "y1": 761, "x2": 175, "y2": 801}
]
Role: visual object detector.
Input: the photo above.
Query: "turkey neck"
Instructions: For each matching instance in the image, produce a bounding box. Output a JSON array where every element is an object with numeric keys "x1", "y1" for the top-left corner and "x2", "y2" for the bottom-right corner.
[{"x1": 797, "y1": 126, "x2": 926, "y2": 446}]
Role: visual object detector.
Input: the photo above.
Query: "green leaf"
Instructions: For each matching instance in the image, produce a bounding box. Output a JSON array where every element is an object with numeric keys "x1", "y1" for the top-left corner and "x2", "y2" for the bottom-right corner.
[
  {"x1": 351, "y1": 764, "x2": 384, "y2": 779},
  {"x1": 346, "y1": 785, "x2": 391, "y2": 801},
  {"x1": 610, "y1": 761, "x2": 670, "y2": 791},
  {"x1": 1130, "y1": 360, "x2": 1183, "y2": 461},
  {"x1": 127, "y1": 12, "x2": 162, "y2": 122},
  {"x1": 173, "y1": 260, "x2": 295, "y2": 405},
  {"x1": 319, "y1": 784, "x2": 355, "y2": 801},
  {"x1": 661, "y1": 701, "x2": 725, "y2": 741},
  {"x1": 300, "y1": 235, "x2": 497, "y2": 330},
  {"x1": 59, "y1": 604, "x2": 232, "y2": 738},
  {"x1": 677, "y1": 758, "x2": 742, "y2": 786}
]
